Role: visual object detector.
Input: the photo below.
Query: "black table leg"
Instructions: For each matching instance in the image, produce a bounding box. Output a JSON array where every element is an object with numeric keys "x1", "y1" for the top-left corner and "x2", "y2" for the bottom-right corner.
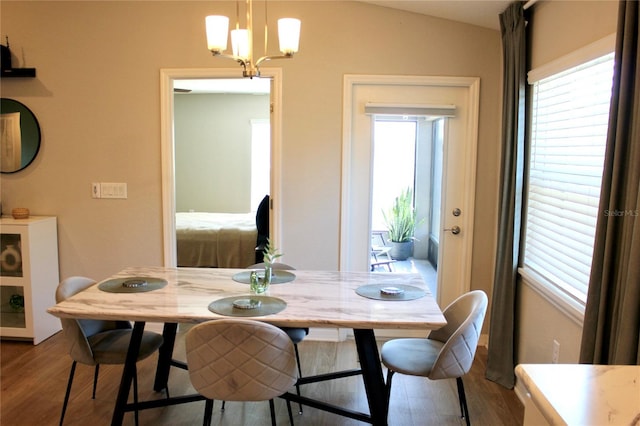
[
  {"x1": 111, "y1": 321, "x2": 145, "y2": 426},
  {"x1": 353, "y1": 329, "x2": 389, "y2": 426},
  {"x1": 154, "y1": 322, "x2": 178, "y2": 392}
]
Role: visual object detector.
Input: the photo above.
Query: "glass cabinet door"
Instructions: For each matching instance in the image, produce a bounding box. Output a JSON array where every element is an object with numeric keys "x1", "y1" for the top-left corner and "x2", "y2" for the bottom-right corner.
[
  {"x1": 1, "y1": 233, "x2": 26, "y2": 329},
  {"x1": 1, "y1": 233, "x2": 23, "y2": 277}
]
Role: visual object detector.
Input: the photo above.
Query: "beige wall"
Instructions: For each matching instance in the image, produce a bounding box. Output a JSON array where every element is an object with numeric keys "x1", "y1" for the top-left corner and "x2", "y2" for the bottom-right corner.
[
  {"x1": 529, "y1": 0, "x2": 618, "y2": 70},
  {"x1": 0, "y1": 2, "x2": 501, "y2": 305},
  {"x1": 517, "y1": 0, "x2": 618, "y2": 365},
  {"x1": 174, "y1": 93, "x2": 270, "y2": 213}
]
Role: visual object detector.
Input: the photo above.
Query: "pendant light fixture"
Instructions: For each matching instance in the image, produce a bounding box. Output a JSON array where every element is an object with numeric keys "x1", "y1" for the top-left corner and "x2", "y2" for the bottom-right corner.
[{"x1": 205, "y1": 0, "x2": 301, "y2": 78}]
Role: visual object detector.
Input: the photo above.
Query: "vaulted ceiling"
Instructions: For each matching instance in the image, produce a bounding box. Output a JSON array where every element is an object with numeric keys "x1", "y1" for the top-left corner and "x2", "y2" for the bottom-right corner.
[{"x1": 358, "y1": 0, "x2": 512, "y2": 30}]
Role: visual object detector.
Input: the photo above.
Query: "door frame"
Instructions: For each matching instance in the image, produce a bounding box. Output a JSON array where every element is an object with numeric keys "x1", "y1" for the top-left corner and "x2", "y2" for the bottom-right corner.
[
  {"x1": 341, "y1": 74, "x2": 479, "y2": 306},
  {"x1": 160, "y1": 68, "x2": 283, "y2": 266}
]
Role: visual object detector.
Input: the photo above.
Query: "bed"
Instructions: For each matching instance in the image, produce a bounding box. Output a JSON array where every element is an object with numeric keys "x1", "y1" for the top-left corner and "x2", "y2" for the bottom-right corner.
[{"x1": 176, "y1": 212, "x2": 257, "y2": 268}]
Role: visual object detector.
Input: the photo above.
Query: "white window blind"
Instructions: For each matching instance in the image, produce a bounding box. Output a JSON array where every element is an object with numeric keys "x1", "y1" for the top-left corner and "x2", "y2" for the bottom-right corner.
[{"x1": 523, "y1": 52, "x2": 614, "y2": 303}]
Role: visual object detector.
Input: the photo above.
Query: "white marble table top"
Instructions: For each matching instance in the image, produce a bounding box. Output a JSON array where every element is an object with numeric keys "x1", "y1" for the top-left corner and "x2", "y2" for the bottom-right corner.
[
  {"x1": 48, "y1": 266, "x2": 446, "y2": 330},
  {"x1": 515, "y1": 363, "x2": 640, "y2": 426}
]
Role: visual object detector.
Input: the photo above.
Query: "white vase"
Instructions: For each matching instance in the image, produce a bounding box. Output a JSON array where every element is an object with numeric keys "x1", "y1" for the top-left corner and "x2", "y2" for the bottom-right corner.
[{"x1": 1, "y1": 244, "x2": 22, "y2": 272}]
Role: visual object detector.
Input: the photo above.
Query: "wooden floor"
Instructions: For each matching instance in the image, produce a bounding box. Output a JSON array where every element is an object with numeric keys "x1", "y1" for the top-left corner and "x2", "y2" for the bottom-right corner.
[{"x1": 0, "y1": 327, "x2": 523, "y2": 426}]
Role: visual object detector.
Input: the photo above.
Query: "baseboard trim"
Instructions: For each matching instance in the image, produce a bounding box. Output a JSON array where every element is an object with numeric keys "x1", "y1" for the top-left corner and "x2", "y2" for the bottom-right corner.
[
  {"x1": 514, "y1": 379, "x2": 529, "y2": 405},
  {"x1": 306, "y1": 329, "x2": 491, "y2": 348},
  {"x1": 307, "y1": 327, "x2": 347, "y2": 341}
]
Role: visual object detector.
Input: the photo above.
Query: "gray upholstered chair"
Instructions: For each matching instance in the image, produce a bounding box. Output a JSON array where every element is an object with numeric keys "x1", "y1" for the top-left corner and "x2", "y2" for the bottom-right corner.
[
  {"x1": 185, "y1": 319, "x2": 298, "y2": 426},
  {"x1": 56, "y1": 276, "x2": 164, "y2": 426},
  {"x1": 381, "y1": 290, "x2": 488, "y2": 426},
  {"x1": 246, "y1": 262, "x2": 308, "y2": 414}
]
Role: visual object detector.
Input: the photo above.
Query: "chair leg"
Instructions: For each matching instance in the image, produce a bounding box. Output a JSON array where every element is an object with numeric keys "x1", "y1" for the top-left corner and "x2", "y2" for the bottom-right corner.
[
  {"x1": 133, "y1": 364, "x2": 139, "y2": 426},
  {"x1": 203, "y1": 399, "x2": 214, "y2": 426},
  {"x1": 221, "y1": 400, "x2": 226, "y2": 411},
  {"x1": 286, "y1": 398, "x2": 295, "y2": 425},
  {"x1": 456, "y1": 377, "x2": 470, "y2": 426},
  {"x1": 293, "y1": 343, "x2": 303, "y2": 414},
  {"x1": 92, "y1": 364, "x2": 100, "y2": 399},
  {"x1": 59, "y1": 361, "x2": 77, "y2": 426},
  {"x1": 269, "y1": 399, "x2": 277, "y2": 426},
  {"x1": 385, "y1": 369, "x2": 395, "y2": 403}
]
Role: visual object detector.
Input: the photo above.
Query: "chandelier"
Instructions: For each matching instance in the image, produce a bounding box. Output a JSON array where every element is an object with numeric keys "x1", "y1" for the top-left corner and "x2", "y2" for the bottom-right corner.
[{"x1": 205, "y1": 0, "x2": 301, "y2": 78}]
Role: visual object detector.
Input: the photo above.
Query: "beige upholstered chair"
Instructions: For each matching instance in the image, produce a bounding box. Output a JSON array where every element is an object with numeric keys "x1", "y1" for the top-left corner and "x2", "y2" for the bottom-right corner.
[
  {"x1": 381, "y1": 290, "x2": 488, "y2": 426},
  {"x1": 185, "y1": 319, "x2": 298, "y2": 426},
  {"x1": 56, "y1": 276, "x2": 164, "y2": 426},
  {"x1": 246, "y1": 262, "x2": 308, "y2": 414}
]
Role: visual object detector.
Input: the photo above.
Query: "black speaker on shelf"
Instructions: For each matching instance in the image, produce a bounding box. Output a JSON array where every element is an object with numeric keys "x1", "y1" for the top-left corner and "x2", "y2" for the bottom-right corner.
[{"x1": 1, "y1": 41, "x2": 36, "y2": 78}]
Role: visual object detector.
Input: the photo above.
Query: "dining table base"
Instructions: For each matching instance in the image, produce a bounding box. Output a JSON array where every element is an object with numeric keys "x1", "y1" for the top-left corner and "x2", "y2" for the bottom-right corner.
[{"x1": 110, "y1": 322, "x2": 390, "y2": 426}]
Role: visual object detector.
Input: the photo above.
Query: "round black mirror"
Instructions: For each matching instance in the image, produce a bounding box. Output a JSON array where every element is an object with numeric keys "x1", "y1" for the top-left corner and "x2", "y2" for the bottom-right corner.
[{"x1": 1, "y1": 98, "x2": 41, "y2": 174}]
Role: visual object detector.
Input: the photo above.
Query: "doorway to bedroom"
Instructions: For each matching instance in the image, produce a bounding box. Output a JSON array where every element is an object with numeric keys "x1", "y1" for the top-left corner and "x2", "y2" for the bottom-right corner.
[
  {"x1": 173, "y1": 78, "x2": 270, "y2": 268},
  {"x1": 159, "y1": 68, "x2": 284, "y2": 268}
]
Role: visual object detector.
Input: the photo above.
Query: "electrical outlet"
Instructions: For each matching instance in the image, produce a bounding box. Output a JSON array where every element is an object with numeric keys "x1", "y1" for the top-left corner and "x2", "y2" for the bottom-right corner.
[{"x1": 552, "y1": 339, "x2": 560, "y2": 363}]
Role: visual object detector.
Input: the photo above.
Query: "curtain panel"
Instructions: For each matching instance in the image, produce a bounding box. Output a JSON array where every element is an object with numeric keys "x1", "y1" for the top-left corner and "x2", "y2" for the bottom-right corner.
[
  {"x1": 580, "y1": 0, "x2": 640, "y2": 365},
  {"x1": 485, "y1": 1, "x2": 526, "y2": 389}
]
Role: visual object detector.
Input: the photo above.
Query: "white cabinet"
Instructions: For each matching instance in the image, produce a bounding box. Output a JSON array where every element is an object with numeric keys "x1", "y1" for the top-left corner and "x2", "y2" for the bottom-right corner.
[
  {"x1": 0, "y1": 216, "x2": 60, "y2": 344},
  {"x1": 516, "y1": 363, "x2": 640, "y2": 426}
]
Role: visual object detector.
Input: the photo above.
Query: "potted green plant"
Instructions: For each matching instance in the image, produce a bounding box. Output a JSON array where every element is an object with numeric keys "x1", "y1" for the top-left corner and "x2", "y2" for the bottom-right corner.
[
  {"x1": 382, "y1": 187, "x2": 419, "y2": 260},
  {"x1": 250, "y1": 239, "x2": 282, "y2": 294}
]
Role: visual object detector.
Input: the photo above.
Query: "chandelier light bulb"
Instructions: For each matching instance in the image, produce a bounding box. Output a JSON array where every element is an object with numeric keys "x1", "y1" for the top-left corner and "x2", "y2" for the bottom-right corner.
[
  {"x1": 231, "y1": 29, "x2": 251, "y2": 60},
  {"x1": 278, "y1": 18, "x2": 301, "y2": 54},
  {"x1": 205, "y1": 15, "x2": 229, "y2": 53}
]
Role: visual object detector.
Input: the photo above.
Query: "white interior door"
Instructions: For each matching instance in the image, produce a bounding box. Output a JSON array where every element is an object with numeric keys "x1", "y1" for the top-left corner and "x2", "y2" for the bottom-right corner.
[{"x1": 341, "y1": 75, "x2": 479, "y2": 308}]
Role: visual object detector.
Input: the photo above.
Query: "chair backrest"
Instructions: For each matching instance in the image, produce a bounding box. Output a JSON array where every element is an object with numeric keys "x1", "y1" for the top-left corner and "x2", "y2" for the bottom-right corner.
[
  {"x1": 185, "y1": 319, "x2": 298, "y2": 402},
  {"x1": 371, "y1": 231, "x2": 388, "y2": 248},
  {"x1": 255, "y1": 195, "x2": 270, "y2": 240},
  {"x1": 56, "y1": 276, "x2": 131, "y2": 365},
  {"x1": 246, "y1": 262, "x2": 296, "y2": 271},
  {"x1": 427, "y1": 290, "x2": 488, "y2": 380}
]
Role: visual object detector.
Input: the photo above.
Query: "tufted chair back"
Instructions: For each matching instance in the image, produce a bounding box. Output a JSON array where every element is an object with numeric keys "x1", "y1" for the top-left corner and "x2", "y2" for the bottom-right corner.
[
  {"x1": 186, "y1": 319, "x2": 298, "y2": 402},
  {"x1": 427, "y1": 290, "x2": 488, "y2": 381}
]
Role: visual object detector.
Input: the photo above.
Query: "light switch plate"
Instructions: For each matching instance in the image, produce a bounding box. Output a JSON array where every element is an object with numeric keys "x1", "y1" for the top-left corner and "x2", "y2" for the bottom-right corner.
[{"x1": 101, "y1": 182, "x2": 127, "y2": 199}]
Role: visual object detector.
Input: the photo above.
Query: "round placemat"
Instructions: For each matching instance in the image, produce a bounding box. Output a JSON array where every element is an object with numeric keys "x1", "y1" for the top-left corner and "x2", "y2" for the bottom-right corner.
[
  {"x1": 208, "y1": 295, "x2": 287, "y2": 317},
  {"x1": 355, "y1": 284, "x2": 426, "y2": 301},
  {"x1": 232, "y1": 270, "x2": 296, "y2": 284},
  {"x1": 98, "y1": 277, "x2": 168, "y2": 293}
]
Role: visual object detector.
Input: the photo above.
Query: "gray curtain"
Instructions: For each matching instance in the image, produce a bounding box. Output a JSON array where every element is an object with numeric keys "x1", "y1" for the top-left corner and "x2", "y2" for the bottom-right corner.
[
  {"x1": 580, "y1": 0, "x2": 640, "y2": 365},
  {"x1": 485, "y1": 1, "x2": 526, "y2": 389}
]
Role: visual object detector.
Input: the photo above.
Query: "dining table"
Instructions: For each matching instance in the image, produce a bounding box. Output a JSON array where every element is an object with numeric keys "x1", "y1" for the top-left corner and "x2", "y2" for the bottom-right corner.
[{"x1": 47, "y1": 266, "x2": 446, "y2": 426}]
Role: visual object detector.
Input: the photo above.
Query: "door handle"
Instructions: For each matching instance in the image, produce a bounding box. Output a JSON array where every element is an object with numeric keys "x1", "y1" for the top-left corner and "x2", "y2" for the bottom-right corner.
[{"x1": 444, "y1": 225, "x2": 461, "y2": 235}]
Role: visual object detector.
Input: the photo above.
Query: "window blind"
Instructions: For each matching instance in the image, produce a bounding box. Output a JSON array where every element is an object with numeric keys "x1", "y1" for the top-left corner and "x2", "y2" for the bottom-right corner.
[
  {"x1": 523, "y1": 52, "x2": 614, "y2": 303},
  {"x1": 364, "y1": 103, "x2": 456, "y2": 117}
]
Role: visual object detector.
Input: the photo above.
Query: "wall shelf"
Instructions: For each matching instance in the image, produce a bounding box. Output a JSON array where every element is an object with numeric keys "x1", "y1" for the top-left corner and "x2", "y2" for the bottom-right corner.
[
  {"x1": 1, "y1": 43, "x2": 36, "y2": 78},
  {"x1": 1, "y1": 68, "x2": 36, "y2": 78}
]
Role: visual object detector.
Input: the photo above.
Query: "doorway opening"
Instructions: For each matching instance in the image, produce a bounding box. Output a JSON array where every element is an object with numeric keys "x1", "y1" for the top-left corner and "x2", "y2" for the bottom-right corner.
[
  {"x1": 341, "y1": 74, "x2": 479, "y2": 308},
  {"x1": 172, "y1": 78, "x2": 271, "y2": 268},
  {"x1": 159, "y1": 68, "x2": 283, "y2": 268},
  {"x1": 370, "y1": 117, "x2": 446, "y2": 296}
]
